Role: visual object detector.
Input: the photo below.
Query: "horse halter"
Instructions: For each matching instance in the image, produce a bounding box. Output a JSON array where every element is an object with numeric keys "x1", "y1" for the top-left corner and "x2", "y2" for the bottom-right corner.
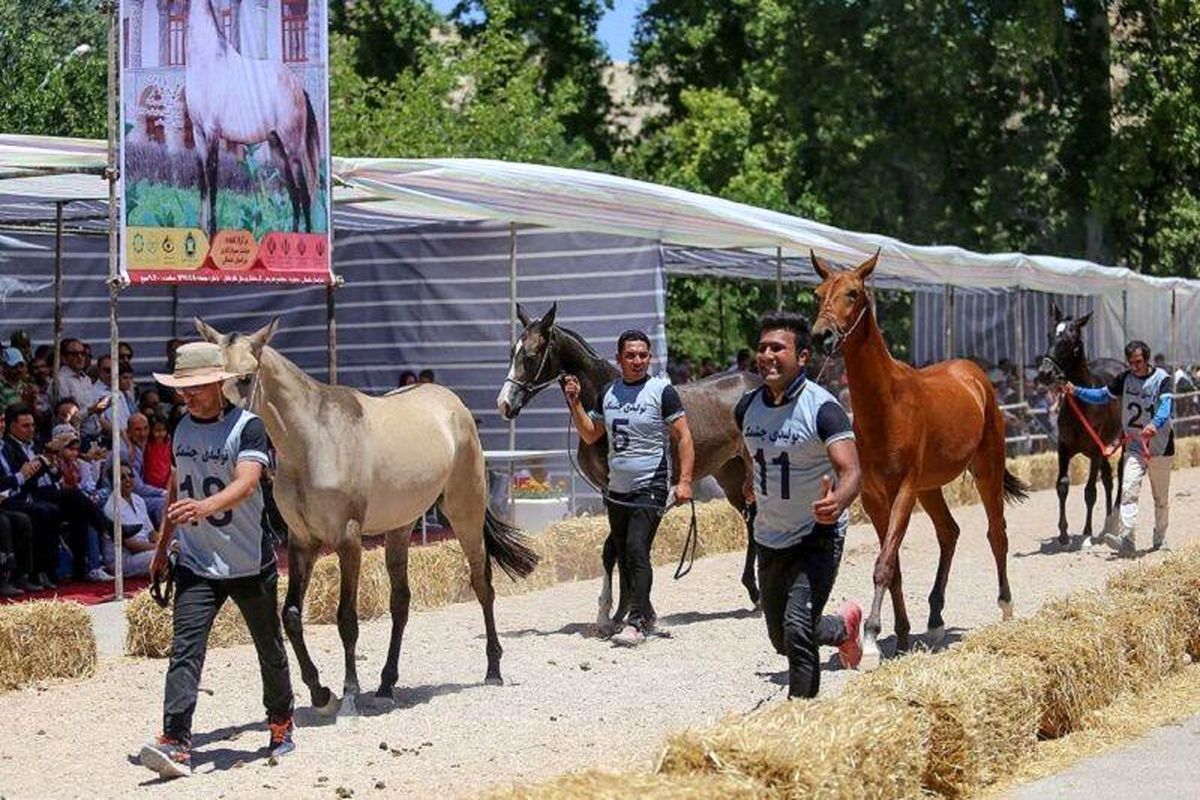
[
  {"x1": 502, "y1": 331, "x2": 563, "y2": 396},
  {"x1": 819, "y1": 293, "x2": 871, "y2": 359}
]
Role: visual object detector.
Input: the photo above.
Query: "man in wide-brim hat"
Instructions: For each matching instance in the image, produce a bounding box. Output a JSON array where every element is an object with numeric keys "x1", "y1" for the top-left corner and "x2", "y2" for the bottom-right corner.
[{"x1": 138, "y1": 342, "x2": 295, "y2": 779}]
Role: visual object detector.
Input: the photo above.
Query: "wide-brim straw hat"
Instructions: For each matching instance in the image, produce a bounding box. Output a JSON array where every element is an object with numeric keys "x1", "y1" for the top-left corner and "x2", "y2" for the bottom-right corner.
[{"x1": 153, "y1": 342, "x2": 245, "y2": 388}]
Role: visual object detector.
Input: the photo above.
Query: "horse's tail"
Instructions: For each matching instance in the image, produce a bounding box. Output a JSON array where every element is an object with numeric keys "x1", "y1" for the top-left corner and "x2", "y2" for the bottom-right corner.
[
  {"x1": 301, "y1": 90, "x2": 320, "y2": 199},
  {"x1": 1003, "y1": 469, "x2": 1030, "y2": 504},
  {"x1": 483, "y1": 508, "x2": 540, "y2": 580}
]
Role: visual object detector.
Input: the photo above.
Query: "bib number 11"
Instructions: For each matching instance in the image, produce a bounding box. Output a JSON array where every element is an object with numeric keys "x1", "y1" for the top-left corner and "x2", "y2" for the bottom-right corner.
[{"x1": 753, "y1": 449, "x2": 791, "y2": 499}]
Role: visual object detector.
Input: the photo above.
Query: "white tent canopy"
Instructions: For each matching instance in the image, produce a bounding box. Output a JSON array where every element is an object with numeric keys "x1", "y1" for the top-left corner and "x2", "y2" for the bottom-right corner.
[{"x1": 2, "y1": 132, "x2": 1198, "y2": 361}]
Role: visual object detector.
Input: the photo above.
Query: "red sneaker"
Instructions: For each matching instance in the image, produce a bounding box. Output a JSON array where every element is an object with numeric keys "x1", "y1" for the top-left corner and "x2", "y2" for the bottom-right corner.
[{"x1": 836, "y1": 601, "x2": 863, "y2": 670}]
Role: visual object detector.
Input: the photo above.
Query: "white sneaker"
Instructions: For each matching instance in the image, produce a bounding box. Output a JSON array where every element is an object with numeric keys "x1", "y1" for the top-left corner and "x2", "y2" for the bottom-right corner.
[
  {"x1": 611, "y1": 624, "x2": 646, "y2": 647},
  {"x1": 87, "y1": 566, "x2": 114, "y2": 582}
]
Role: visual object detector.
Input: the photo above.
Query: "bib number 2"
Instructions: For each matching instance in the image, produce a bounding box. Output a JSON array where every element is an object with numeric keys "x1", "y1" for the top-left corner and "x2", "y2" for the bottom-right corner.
[{"x1": 179, "y1": 474, "x2": 233, "y2": 527}]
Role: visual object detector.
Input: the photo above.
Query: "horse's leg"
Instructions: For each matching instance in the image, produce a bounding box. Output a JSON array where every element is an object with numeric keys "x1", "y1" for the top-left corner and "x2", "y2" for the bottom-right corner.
[
  {"x1": 281, "y1": 537, "x2": 337, "y2": 714},
  {"x1": 860, "y1": 486, "x2": 910, "y2": 670},
  {"x1": 1099, "y1": 456, "x2": 1115, "y2": 538},
  {"x1": 268, "y1": 133, "x2": 302, "y2": 233},
  {"x1": 192, "y1": 129, "x2": 209, "y2": 235},
  {"x1": 597, "y1": 533, "x2": 618, "y2": 633},
  {"x1": 917, "y1": 489, "x2": 959, "y2": 648},
  {"x1": 1055, "y1": 445, "x2": 1071, "y2": 546},
  {"x1": 204, "y1": 136, "x2": 220, "y2": 240},
  {"x1": 377, "y1": 524, "x2": 414, "y2": 700},
  {"x1": 292, "y1": 154, "x2": 313, "y2": 232},
  {"x1": 971, "y1": 421, "x2": 1014, "y2": 620},
  {"x1": 714, "y1": 457, "x2": 759, "y2": 607},
  {"x1": 442, "y1": 449, "x2": 504, "y2": 684},
  {"x1": 334, "y1": 531, "x2": 363, "y2": 714},
  {"x1": 1081, "y1": 457, "x2": 1101, "y2": 539}
]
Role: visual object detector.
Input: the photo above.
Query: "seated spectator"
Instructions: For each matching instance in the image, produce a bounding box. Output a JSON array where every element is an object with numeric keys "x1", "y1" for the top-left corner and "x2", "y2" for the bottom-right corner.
[
  {"x1": 735, "y1": 348, "x2": 753, "y2": 372},
  {"x1": 10, "y1": 330, "x2": 33, "y2": 364},
  {"x1": 0, "y1": 507, "x2": 37, "y2": 596},
  {"x1": 102, "y1": 461, "x2": 157, "y2": 578},
  {"x1": 154, "y1": 338, "x2": 184, "y2": 409},
  {"x1": 117, "y1": 340, "x2": 134, "y2": 369},
  {"x1": 106, "y1": 412, "x2": 167, "y2": 524},
  {"x1": 398, "y1": 370, "x2": 418, "y2": 387},
  {"x1": 143, "y1": 416, "x2": 172, "y2": 490},
  {"x1": 1, "y1": 403, "x2": 132, "y2": 584},
  {"x1": 0, "y1": 348, "x2": 37, "y2": 415},
  {"x1": 418, "y1": 368, "x2": 436, "y2": 384},
  {"x1": 53, "y1": 424, "x2": 104, "y2": 502},
  {"x1": 100, "y1": 363, "x2": 138, "y2": 440},
  {"x1": 57, "y1": 338, "x2": 104, "y2": 441}
]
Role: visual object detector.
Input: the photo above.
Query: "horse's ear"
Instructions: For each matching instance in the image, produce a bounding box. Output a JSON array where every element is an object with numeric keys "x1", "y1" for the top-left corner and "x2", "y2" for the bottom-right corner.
[
  {"x1": 810, "y1": 250, "x2": 833, "y2": 281},
  {"x1": 855, "y1": 249, "x2": 880, "y2": 281},
  {"x1": 194, "y1": 317, "x2": 224, "y2": 344},
  {"x1": 516, "y1": 303, "x2": 531, "y2": 328},
  {"x1": 1075, "y1": 311, "x2": 1093, "y2": 329},
  {"x1": 1050, "y1": 302, "x2": 1064, "y2": 324},
  {"x1": 540, "y1": 302, "x2": 558, "y2": 330},
  {"x1": 248, "y1": 317, "x2": 280, "y2": 351}
]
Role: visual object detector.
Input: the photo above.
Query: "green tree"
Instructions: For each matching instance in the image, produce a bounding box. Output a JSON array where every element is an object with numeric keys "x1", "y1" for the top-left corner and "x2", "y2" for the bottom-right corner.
[
  {"x1": 451, "y1": 0, "x2": 616, "y2": 160},
  {"x1": 0, "y1": 0, "x2": 107, "y2": 138},
  {"x1": 329, "y1": 0, "x2": 442, "y2": 83}
]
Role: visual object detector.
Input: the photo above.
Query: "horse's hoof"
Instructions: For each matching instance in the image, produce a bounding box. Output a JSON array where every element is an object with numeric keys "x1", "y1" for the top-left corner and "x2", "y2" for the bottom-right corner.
[
  {"x1": 313, "y1": 690, "x2": 341, "y2": 718},
  {"x1": 998, "y1": 600, "x2": 1014, "y2": 621},
  {"x1": 926, "y1": 625, "x2": 946, "y2": 648},
  {"x1": 484, "y1": 675, "x2": 504, "y2": 687},
  {"x1": 341, "y1": 692, "x2": 361, "y2": 718},
  {"x1": 1057, "y1": 532, "x2": 1070, "y2": 547},
  {"x1": 859, "y1": 647, "x2": 882, "y2": 673},
  {"x1": 375, "y1": 685, "x2": 395, "y2": 700}
]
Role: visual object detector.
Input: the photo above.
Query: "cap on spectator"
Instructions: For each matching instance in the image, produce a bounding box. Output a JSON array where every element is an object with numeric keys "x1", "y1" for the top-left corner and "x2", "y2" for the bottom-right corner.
[
  {"x1": 1, "y1": 347, "x2": 25, "y2": 367},
  {"x1": 51, "y1": 423, "x2": 80, "y2": 443}
]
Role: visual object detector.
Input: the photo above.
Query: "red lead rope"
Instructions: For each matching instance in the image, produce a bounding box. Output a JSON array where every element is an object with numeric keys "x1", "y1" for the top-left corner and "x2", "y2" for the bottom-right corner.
[{"x1": 1064, "y1": 392, "x2": 1148, "y2": 459}]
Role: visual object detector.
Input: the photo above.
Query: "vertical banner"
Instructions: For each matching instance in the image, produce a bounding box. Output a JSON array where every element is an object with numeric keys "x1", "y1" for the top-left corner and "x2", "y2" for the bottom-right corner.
[{"x1": 119, "y1": 0, "x2": 331, "y2": 284}]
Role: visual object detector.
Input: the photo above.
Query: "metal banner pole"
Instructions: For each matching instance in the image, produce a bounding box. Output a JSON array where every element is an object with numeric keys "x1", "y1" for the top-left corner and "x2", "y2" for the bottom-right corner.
[
  {"x1": 326, "y1": 279, "x2": 338, "y2": 384},
  {"x1": 1170, "y1": 290, "x2": 1178, "y2": 369},
  {"x1": 1015, "y1": 288, "x2": 1026, "y2": 405},
  {"x1": 51, "y1": 201, "x2": 65, "y2": 404},
  {"x1": 944, "y1": 285, "x2": 955, "y2": 359},
  {"x1": 105, "y1": 0, "x2": 125, "y2": 600},
  {"x1": 508, "y1": 223, "x2": 518, "y2": 520}
]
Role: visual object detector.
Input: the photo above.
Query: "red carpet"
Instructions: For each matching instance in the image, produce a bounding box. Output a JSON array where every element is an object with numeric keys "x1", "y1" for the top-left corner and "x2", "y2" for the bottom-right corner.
[{"x1": 1, "y1": 528, "x2": 457, "y2": 607}]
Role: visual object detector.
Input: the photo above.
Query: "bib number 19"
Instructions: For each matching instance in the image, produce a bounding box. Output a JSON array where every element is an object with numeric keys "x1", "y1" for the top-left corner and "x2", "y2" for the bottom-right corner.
[{"x1": 179, "y1": 474, "x2": 233, "y2": 527}]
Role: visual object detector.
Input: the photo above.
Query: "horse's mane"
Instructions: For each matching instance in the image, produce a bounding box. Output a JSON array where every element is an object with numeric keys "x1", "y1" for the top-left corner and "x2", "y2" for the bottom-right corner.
[{"x1": 552, "y1": 324, "x2": 604, "y2": 361}]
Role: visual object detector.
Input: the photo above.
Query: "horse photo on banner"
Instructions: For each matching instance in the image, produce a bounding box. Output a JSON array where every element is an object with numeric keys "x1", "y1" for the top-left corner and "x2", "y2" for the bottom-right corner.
[{"x1": 118, "y1": 0, "x2": 332, "y2": 285}]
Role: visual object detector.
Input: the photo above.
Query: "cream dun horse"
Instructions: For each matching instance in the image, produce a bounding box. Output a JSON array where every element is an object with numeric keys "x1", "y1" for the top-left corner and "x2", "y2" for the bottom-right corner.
[
  {"x1": 186, "y1": 0, "x2": 321, "y2": 238},
  {"x1": 196, "y1": 318, "x2": 538, "y2": 715}
]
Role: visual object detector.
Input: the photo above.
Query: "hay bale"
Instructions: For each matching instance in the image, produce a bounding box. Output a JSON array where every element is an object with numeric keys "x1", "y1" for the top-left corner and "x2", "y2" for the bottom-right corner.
[
  {"x1": 540, "y1": 515, "x2": 610, "y2": 583},
  {"x1": 961, "y1": 593, "x2": 1125, "y2": 737},
  {"x1": 304, "y1": 547, "x2": 394, "y2": 625},
  {"x1": 0, "y1": 600, "x2": 96, "y2": 691},
  {"x1": 408, "y1": 539, "x2": 474, "y2": 610},
  {"x1": 658, "y1": 695, "x2": 927, "y2": 799},
  {"x1": 1107, "y1": 549, "x2": 1200, "y2": 659},
  {"x1": 850, "y1": 650, "x2": 1044, "y2": 797},
  {"x1": 483, "y1": 770, "x2": 772, "y2": 799},
  {"x1": 1099, "y1": 588, "x2": 1189, "y2": 686}
]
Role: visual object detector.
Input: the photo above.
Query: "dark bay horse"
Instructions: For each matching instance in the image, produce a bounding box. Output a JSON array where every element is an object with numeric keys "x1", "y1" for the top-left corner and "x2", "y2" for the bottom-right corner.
[
  {"x1": 1035, "y1": 304, "x2": 1124, "y2": 547},
  {"x1": 810, "y1": 253, "x2": 1028, "y2": 669},
  {"x1": 495, "y1": 303, "x2": 760, "y2": 627}
]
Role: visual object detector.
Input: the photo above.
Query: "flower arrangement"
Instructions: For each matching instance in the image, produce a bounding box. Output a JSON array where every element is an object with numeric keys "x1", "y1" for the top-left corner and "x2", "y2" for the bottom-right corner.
[{"x1": 512, "y1": 476, "x2": 568, "y2": 499}]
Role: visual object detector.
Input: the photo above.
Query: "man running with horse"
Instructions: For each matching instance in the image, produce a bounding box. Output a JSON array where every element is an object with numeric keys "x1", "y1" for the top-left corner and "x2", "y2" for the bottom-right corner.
[
  {"x1": 736, "y1": 312, "x2": 863, "y2": 698},
  {"x1": 138, "y1": 342, "x2": 295, "y2": 778},
  {"x1": 563, "y1": 329, "x2": 694, "y2": 647},
  {"x1": 1065, "y1": 339, "x2": 1174, "y2": 556}
]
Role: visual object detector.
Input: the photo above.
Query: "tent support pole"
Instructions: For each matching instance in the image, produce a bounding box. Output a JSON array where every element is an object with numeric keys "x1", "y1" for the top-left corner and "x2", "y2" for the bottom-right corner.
[
  {"x1": 170, "y1": 284, "x2": 179, "y2": 336},
  {"x1": 944, "y1": 285, "x2": 955, "y2": 359},
  {"x1": 1122, "y1": 290, "x2": 1128, "y2": 338},
  {"x1": 51, "y1": 201, "x2": 65, "y2": 404},
  {"x1": 105, "y1": 0, "x2": 125, "y2": 601},
  {"x1": 326, "y1": 281, "x2": 337, "y2": 384},
  {"x1": 775, "y1": 246, "x2": 783, "y2": 311},
  {"x1": 1015, "y1": 288, "x2": 1026, "y2": 406},
  {"x1": 1170, "y1": 290, "x2": 1178, "y2": 368},
  {"x1": 508, "y1": 223, "x2": 518, "y2": 520}
]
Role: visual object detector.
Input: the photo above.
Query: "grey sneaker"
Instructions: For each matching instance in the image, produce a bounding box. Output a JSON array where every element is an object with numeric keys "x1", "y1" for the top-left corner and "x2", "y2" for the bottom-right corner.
[
  {"x1": 1103, "y1": 533, "x2": 1137, "y2": 558},
  {"x1": 611, "y1": 624, "x2": 646, "y2": 647},
  {"x1": 138, "y1": 736, "x2": 192, "y2": 779}
]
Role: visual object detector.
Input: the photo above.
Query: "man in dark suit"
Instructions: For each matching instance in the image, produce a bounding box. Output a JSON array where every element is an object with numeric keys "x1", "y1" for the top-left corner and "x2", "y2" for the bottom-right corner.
[{"x1": 2, "y1": 403, "x2": 133, "y2": 583}]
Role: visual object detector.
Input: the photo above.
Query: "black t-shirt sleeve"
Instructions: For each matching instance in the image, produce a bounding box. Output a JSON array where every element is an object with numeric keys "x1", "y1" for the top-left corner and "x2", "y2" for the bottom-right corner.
[
  {"x1": 816, "y1": 400, "x2": 853, "y2": 443},
  {"x1": 237, "y1": 417, "x2": 272, "y2": 464},
  {"x1": 734, "y1": 389, "x2": 758, "y2": 431},
  {"x1": 661, "y1": 384, "x2": 684, "y2": 420},
  {"x1": 1106, "y1": 372, "x2": 1126, "y2": 398}
]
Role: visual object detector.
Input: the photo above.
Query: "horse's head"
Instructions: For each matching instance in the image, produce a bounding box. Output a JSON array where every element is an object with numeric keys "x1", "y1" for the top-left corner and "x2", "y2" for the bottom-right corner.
[
  {"x1": 1036, "y1": 302, "x2": 1091, "y2": 386},
  {"x1": 194, "y1": 316, "x2": 280, "y2": 407},
  {"x1": 496, "y1": 302, "x2": 561, "y2": 419},
  {"x1": 809, "y1": 250, "x2": 877, "y2": 354}
]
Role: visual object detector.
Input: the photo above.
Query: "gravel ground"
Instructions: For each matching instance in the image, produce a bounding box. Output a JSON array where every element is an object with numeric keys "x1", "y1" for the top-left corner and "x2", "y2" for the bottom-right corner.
[{"x1": 1, "y1": 467, "x2": 1197, "y2": 800}]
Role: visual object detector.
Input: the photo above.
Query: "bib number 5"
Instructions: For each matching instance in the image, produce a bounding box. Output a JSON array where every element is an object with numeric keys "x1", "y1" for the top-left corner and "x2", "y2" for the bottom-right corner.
[
  {"x1": 611, "y1": 417, "x2": 631, "y2": 452},
  {"x1": 179, "y1": 474, "x2": 233, "y2": 527}
]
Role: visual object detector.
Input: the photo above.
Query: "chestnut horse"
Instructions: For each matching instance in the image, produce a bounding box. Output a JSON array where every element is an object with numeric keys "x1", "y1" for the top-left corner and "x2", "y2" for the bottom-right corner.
[{"x1": 810, "y1": 252, "x2": 1028, "y2": 668}]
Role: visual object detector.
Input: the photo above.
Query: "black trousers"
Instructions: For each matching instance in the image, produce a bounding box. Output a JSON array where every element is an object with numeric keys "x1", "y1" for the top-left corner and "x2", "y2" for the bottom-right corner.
[
  {"x1": 0, "y1": 509, "x2": 33, "y2": 580},
  {"x1": 163, "y1": 565, "x2": 294, "y2": 743},
  {"x1": 2, "y1": 495, "x2": 61, "y2": 576},
  {"x1": 605, "y1": 487, "x2": 667, "y2": 631},
  {"x1": 25, "y1": 486, "x2": 110, "y2": 579},
  {"x1": 757, "y1": 527, "x2": 845, "y2": 698}
]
